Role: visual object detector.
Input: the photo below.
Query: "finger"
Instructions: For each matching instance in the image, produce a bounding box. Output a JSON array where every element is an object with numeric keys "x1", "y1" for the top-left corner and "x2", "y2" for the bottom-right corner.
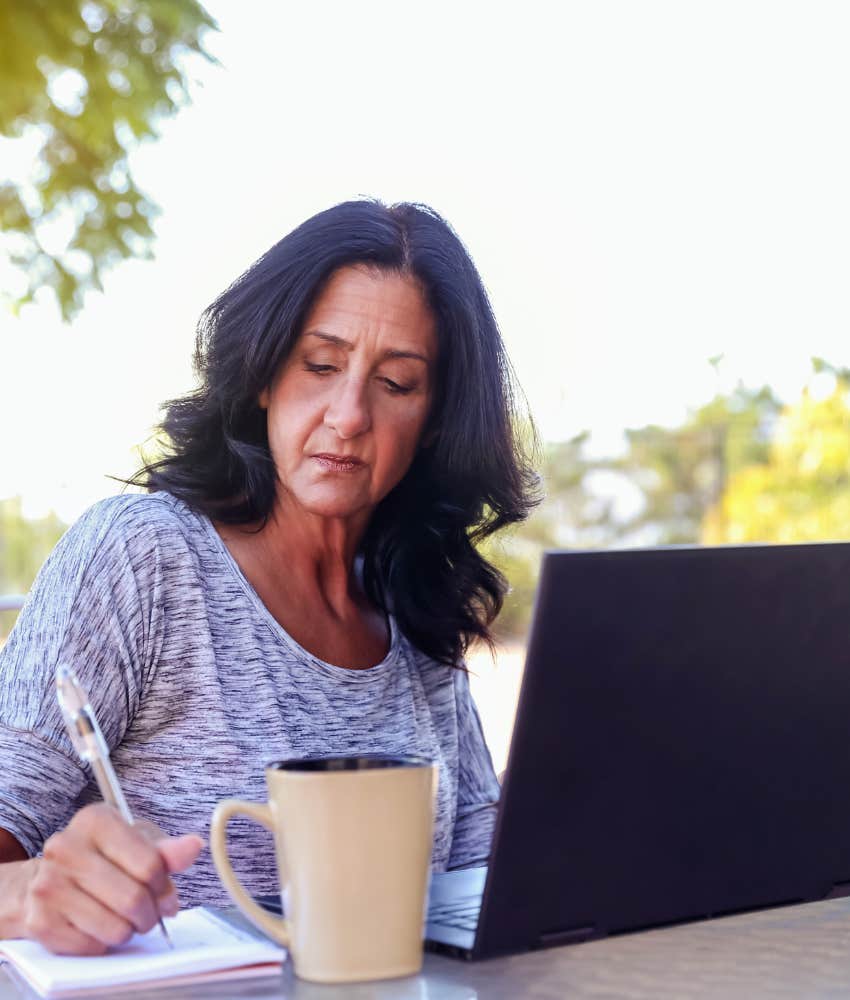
[
  {"x1": 157, "y1": 834, "x2": 204, "y2": 874},
  {"x1": 133, "y1": 819, "x2": 168, "y2": 842},
  {"x1": 149, "y1": 835, "x2": 205, "y2": 918},
  {"x1": 27, "y1": 908, "x2": 108, "y2": 957},
  {"x1": 26, "y1": 867, "x2": 114, "y2": 956},
  {"x1": 91, "y1": 823, "x2": 173, "y2": 899},
  {"x1": 67, "y1": 850, "x2": 162, "y2": 934},
  {"x1": 50, "y1": 808, "x2": 173, "y2": 901},
  {"x1": 50, "y1": 878, "x2": 136, "y2": 950},
  {"x1": 157, "y1": 885, "x2": 180, "y2": 917}
]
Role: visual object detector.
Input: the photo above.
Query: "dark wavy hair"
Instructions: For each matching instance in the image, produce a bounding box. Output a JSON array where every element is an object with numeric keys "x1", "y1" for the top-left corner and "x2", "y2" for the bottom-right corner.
[{"x1": 132, "y1": 199, "x2": 539, "y2": 666}]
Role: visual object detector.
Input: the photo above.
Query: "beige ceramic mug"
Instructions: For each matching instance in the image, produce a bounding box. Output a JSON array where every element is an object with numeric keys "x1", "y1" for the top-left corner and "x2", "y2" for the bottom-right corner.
[{"x1": 210, "y1": 755, "x2": 438, "y2": 984}]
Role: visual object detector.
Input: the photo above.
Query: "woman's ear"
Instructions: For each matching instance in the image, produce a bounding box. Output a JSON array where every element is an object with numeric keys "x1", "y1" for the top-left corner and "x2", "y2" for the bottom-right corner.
[{"x1": 258, "y1": 387, "x2": 269, "y2": 410}]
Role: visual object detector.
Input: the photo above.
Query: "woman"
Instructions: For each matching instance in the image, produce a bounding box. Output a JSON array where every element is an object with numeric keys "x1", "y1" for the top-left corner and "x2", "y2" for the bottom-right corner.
[{"x1": 0, "y1": 200, "x2": 538, "y2": 954}]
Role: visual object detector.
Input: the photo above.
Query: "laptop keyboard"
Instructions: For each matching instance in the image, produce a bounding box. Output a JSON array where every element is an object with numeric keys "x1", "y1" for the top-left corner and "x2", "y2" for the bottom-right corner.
[{"x1": 427, "y1": 894, "x2": 482, "y2": 931}]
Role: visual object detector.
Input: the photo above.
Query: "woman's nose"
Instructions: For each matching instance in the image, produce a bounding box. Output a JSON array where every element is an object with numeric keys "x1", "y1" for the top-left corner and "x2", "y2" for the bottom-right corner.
[{"x1": 324, "y1": 377, "x2": 371, "y2": 439}]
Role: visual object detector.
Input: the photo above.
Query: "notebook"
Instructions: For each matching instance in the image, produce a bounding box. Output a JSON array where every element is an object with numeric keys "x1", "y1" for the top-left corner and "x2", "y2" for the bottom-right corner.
[
  {"x1": 0, "y1": 907, "x2": 285, "y2": 997},
  {"x1": 424, "y1": 542, "x2": 850, "y2": 958}
]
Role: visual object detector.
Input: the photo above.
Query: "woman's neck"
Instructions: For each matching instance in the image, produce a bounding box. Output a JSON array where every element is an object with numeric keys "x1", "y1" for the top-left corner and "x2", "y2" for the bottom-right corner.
[{"x1": 213, "y1": 500, "x2": 389, "y2": 668}]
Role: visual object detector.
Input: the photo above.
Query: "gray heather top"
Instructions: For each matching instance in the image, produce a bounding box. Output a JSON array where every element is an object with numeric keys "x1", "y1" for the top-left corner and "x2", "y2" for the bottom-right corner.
[{"x1": 0, "y1": 492, "x2": 500, "y2": 906}]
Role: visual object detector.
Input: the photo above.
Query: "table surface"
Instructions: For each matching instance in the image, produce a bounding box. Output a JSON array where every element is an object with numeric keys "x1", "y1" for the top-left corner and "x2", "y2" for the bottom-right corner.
[{"x1": 5, "y1": 896, "x2": 850, "y2": 999}]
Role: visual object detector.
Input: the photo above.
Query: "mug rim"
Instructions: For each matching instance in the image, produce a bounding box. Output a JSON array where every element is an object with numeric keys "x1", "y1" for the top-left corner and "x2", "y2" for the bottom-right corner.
[{"x1": 268, "y1": 754, "x2": 433, "y2": 772}]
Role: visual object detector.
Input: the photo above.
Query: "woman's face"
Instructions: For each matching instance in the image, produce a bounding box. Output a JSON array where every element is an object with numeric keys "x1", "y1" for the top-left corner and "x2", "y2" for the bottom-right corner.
[{"x1": 260, "y1": 265, "x2": 438, "y2": 524}]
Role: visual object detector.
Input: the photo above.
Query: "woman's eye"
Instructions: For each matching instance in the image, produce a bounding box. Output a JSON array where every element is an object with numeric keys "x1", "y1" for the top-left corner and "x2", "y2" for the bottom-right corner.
[
  {"x1": 304, "y1": 362, "x2": 336, "y2": 375},
  {"x1": 382, "y1": 377, "x2": 414, "y2": 395}
]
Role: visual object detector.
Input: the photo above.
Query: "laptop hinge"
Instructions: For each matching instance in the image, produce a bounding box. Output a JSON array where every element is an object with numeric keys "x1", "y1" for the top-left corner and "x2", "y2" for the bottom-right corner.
[{"x1": 538, "y1": 925, "x2": 597, "y2": 947}]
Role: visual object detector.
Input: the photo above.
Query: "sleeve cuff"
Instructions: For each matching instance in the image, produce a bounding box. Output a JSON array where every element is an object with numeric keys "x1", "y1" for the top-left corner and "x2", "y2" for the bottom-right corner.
[{"x1": 0, "y1": 726, "x2": 87, "y2": 856}]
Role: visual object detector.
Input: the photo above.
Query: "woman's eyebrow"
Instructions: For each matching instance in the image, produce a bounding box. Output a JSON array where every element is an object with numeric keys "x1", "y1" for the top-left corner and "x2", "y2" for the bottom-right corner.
[
  {"x1": 303, "y1": 330, "x2": 349, "y2": 349},
  {"x1": 303, "y1": 330, "x2": 431, "y2": 364}
]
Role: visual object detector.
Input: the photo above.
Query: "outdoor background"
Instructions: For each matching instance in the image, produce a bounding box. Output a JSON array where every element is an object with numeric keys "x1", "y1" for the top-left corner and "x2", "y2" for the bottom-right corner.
[{"x1": 3, "y1": 1, "x2": 850, "y2": 771}]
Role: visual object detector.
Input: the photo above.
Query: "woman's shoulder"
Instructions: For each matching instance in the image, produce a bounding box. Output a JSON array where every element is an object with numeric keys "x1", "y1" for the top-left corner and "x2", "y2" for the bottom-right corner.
[
  {"x1": 71, "y1": 490, "x2": 203, "y2": 543},
  {"x1": 49, "y1": 491, "x2": 208, "y2": 579}
]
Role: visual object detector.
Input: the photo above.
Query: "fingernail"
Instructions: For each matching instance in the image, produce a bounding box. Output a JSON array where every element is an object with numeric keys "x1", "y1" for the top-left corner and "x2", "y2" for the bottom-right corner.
[{"x1": 160, "y1": 893, "x2": 180, "y2": 917}]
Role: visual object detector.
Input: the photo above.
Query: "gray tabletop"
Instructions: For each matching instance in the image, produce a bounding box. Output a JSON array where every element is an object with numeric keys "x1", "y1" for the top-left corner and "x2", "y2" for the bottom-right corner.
[{"x1": 5, "y1": 897, "x2": 850, "y2": 999}]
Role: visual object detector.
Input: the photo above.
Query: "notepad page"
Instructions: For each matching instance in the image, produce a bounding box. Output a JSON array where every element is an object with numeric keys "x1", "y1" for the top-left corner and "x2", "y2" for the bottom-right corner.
[{"x1": 0, "y1": 907, "x2": 285, "y2": 996}]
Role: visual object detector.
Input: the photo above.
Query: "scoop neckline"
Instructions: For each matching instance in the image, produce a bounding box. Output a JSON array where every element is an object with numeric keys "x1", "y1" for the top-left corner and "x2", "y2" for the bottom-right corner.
[{"x1": 193, "y1": 506, "x2": 400, "y2": 680}]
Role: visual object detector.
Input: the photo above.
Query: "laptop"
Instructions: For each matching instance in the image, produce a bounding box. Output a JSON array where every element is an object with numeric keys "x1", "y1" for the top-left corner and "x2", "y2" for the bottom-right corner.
[{"x1": 424, "y1": 542, "x2": 850, "y2": 959}]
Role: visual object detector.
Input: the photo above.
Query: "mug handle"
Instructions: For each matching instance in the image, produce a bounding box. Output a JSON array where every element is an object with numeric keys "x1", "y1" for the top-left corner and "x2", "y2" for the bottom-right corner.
[{"x1": 209, "y1": 799, "x2": 291, "y2": 947}]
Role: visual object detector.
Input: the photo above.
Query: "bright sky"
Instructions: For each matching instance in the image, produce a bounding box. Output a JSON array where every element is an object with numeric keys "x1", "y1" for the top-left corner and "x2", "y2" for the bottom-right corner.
[{"x1": 2, "y1": 0, "x2": 850, "y2": 522}]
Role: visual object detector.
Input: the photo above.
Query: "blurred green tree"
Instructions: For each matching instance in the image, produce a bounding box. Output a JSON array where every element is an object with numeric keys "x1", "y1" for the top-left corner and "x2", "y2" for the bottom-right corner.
[
  {"x1": 0, "y1": 497, "x2": 67, "y2": 640},
  {"x1": 485, "y1": 379, "x2": 789, "y2": 638},
  {"x1": 0, "y1": 496, "x2": 66, "y2": 592},
  {"x1": 0, "y1": 0, "x2": 217, "y2": 320},
  {"x1": 486, "y1": 360, "x2": 850, "y2": 641},
  {"x1": 608, "y1": 383, "x2": 784, "y2": 545},
  {"x1": 704, "y1": 370, "x2": 850, "y2": 543}
]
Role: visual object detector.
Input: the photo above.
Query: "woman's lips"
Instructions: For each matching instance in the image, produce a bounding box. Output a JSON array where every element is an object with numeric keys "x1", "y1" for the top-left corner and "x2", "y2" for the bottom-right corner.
[{"x1": 312, "y1": 453, "x2": 365, "y2": 472}]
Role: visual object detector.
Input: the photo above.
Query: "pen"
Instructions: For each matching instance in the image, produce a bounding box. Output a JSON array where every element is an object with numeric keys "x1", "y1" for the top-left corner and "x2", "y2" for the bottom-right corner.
[{"x1": 55, "y1": 665, "x2": 173, "y2": 949}]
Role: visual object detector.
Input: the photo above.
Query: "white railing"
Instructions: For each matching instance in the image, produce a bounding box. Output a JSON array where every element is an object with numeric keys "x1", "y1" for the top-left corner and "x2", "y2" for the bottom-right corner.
[{"x1": 0, "y1": 595, "x2": 26, "y2": 612}]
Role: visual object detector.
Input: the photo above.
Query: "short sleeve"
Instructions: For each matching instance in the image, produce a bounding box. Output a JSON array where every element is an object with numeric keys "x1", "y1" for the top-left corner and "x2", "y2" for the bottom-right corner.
[
  {"x1": 447, "y1": 667, "x2": 501, "y2": 869},
  {"x1": 0, "y1": 499, "x2": 154, "y2": 856}
]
